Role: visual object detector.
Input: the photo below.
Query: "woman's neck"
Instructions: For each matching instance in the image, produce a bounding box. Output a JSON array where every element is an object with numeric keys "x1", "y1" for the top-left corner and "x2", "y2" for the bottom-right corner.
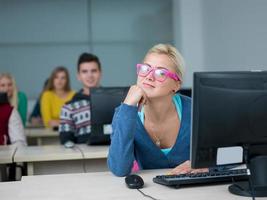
[{"x1": 144, "y1": 95, "x2": 176, "y2": 123}]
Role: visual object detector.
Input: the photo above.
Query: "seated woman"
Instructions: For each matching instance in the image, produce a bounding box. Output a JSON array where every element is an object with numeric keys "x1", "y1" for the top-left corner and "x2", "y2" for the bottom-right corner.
[
  {"x1": 0, "y1": 92, "x2": 26, "y2": 146},
  {"x1": 108, "y1": 44, "x2": 207, "y2": 176},
  {"x1": 29, "y1": 79, "x2": 48, "y2": 127},
  {"x1": 0, "y1": 73, "x2": 27, "y2": 127},
  {"x1": 41, "y1": 66, "x2": 75, "y2": 128}
]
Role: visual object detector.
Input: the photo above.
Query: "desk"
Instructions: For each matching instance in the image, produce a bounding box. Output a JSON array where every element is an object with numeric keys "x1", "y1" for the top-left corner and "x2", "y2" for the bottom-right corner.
[
  {"x1": 76, "y1": 145, "x2": 109, "y2": 172},
  {"x1": 0, "y1": 145, "x2": 17, "y2": 181},
  {"x1": 0, "y1": 169, "x2": 254, "y2": 200},
  {"x1": 0, "y1": 145, "x2": 17, "y2": 164},
  {"x1": 25, "y1": 128, "x2": 59, "y2": 145},
  {"x1": 13, "y1": 145, "x2": 109, "y2": 175}
]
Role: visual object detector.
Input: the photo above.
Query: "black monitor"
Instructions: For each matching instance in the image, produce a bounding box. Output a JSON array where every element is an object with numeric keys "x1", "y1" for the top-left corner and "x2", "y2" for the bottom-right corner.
[
  {"x1": 191, "y1": 71, "x2": 267, "y2": 197},
  {"x1": 0, "y1": 92, "x2": 9, "y2": 104},
  {"x1": 88, "y1": 87, "x2": 129, "y2": 145},
  {"x1": 178, "y1": 88, "x2": 192, "y2": 97}
]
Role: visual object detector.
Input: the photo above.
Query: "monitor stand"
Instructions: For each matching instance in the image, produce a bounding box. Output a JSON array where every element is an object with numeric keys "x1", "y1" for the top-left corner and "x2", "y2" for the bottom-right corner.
[{"x1": 228, "y1": 155, "x2": 267, "y2": 197}]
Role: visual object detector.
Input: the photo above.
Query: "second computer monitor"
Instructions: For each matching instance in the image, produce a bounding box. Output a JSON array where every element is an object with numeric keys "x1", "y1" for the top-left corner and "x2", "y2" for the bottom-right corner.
[{"x1": 88, "y1": 87, "x2": 129, "y2": 145}]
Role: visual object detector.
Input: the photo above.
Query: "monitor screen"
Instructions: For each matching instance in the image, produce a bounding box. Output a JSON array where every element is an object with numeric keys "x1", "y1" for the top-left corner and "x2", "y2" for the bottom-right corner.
[
  {"x1": 90, "y1": 87, "x2": 129, "y2": 125},
  {"x1": 88, "y1": 87, "x2": 129, "y2": 145},
  {"x1": 191, "y1": 71, "x2": 267, "y2": 197}
]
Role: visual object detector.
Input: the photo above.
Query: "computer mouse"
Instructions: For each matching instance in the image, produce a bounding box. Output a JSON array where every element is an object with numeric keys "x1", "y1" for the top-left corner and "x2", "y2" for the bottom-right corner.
[
  {"x1": 125, "y1": 174, "x2": 144, "y2": 189},
  {"x1": 64, "y1": 141, "x2": 75, "y2": 148}
]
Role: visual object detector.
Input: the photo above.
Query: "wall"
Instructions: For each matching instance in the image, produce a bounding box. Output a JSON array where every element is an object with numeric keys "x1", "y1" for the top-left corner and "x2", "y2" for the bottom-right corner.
[
  {"x1": 0, "y1": 0, "x2": 173, "y2": 98},
  {"x1": 202, "y1": 0, "x2": 267, "y2": 71},
  {"x1": 2, "y1": 0, "x2": 267, "y2": 98}
]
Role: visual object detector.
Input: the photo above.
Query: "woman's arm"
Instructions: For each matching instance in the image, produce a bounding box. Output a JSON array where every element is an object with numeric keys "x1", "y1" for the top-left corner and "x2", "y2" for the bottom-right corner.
[
  {"x1": 17, "y1": 91, "x2": 27, "y2": 126},
  {"x1": 107, "y1": 104, "x2": 138, "y2": 176},
  {"x1": 8, "y1": 109, "x2": 27, "y2": 146},
  {"x1": 40, "y1": 91, "x2": 52, "y2": 128},
  {"x1": 108, "y1": 85, "x2": 147, "y2": 176}
]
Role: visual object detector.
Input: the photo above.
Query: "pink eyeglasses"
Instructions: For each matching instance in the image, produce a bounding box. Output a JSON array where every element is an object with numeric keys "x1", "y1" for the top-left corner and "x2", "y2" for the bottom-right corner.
[{"x1": 136, "y1": 64, "x2": 181, "y2": 82}]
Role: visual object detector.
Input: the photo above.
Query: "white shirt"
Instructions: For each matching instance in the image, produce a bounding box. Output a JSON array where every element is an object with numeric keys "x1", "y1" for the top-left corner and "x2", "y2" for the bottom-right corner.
[{"x1": 8, "y1": 109, "x2": 27, "y2": 146}]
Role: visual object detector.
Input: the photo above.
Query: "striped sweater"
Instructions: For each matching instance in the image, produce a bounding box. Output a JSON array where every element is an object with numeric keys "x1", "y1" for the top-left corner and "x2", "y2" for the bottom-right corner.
[{"x1": 59, "y1": 90, "x2": 91, "y2": 144}]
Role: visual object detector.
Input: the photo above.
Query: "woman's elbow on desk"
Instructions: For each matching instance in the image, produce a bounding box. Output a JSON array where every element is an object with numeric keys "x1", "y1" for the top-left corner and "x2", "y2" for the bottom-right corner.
[{"x1": 107, "y1": 157, "x2": 132, "y2": 177}]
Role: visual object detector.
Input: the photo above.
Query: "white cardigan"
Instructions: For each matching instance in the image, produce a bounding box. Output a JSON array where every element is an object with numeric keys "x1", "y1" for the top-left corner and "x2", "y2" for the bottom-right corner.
[{"x1": 8, "y1": 109, "x2": 27, "y2": 146}]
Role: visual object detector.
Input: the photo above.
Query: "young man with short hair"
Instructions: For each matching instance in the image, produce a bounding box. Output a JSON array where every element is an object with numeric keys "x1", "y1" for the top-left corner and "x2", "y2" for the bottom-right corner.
[{"x1": 59, "y1": 53, "x2": 102, "y2": 144}]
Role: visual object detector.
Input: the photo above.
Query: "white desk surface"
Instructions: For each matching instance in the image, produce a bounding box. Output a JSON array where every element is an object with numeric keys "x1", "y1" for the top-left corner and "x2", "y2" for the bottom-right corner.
[
  {"x1": 13, "y1": 145, "x2": 108, "y2": 163},
  {"x1": 0, "y1": 169, "x2": 255, "y2": 200},
  {"x1": 24, "y1": 128, "x2": 58, "y2": 138},
  {"x1": 75, "y1": 144, "x2": 109, "y2": 159},
  {"x1": 0, "y1": 145, "x2": 17, "y2": 164},
  {"x1": 13, "y1": 145, "x2": 82, "y2": 162}
]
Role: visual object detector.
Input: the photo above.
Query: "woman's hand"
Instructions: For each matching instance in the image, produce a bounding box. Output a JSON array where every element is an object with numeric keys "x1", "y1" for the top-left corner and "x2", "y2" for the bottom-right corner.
[
  {"x1": 123, "y1": 85, "x2": 147, "y2": 107},
  {"x1": 169, "y1": 160, "x2": 209, "y2": 175}
]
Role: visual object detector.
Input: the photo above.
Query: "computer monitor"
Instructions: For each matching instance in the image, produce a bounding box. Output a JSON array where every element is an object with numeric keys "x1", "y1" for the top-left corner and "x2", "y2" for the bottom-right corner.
[
  {"x1": 178, "y1": 88, "x2": 192, "y2": 97},
  {"x1": 88, "y1": 87, "x2": 129, "y2": 145},
  {"x1": 191, "y1": 71, "x2": 267, "y2": 197}
]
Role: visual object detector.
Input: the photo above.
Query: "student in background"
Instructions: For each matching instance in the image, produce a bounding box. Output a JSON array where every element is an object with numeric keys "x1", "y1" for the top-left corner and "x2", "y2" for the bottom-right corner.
[
  {"x1": 41, "y1": 67, "x2": 75, "y2": 129},
  {"x1": 108, "y1": 44, "x2": 207, "y2": 176},
  {"x1": 0, "y1": 92, "x2": 27, "y2": 146},
  {"x1": 59, "y1": 53, "x2": 102, "y2": 144},
  {"x1": 29, "y1": 79, "x2": 48, "y2": 127},
  {"x1": 0, "y1": 92, "x2": 26, "y2": 181},
  {"x1": 0, "y1": 73, "x2": 27, "y2": 126}
]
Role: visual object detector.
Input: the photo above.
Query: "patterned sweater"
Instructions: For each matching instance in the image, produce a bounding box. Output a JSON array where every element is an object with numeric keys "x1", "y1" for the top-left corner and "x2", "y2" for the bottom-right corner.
[{"x1": 59, "y1": 90, "x2": 91, "y2": 144}]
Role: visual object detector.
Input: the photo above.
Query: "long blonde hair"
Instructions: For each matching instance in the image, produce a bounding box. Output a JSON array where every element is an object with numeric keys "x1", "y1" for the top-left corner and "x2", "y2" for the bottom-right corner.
[{"x1": 0, "y1": 73, "x2": 18, "y2": 108}]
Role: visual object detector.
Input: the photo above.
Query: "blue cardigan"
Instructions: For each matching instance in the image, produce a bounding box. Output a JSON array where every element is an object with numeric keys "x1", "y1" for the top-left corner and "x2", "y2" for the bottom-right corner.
[{"x1": 107, "y1": 94, "x2": 191, "y2": 177}]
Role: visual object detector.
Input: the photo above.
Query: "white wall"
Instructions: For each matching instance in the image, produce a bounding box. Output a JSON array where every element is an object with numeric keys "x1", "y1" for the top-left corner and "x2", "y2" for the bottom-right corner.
[
  {"x1": 0, "y1": 0, "x2": 173, "y2": 98},
  {"x1": 173, "y1": 0, "x2": 267, "y2": 88},
  {"x1": 173, "y1": 0, "x2": 205, "y2": 87},
  {"x1": 202, "y1": 0, "x2": 267, "y2": 71},
  {"x1": 2, "y1": 0, "x2": 267, "y2": 97},
  {"x1": 0, "y1": 0, "x2": 91, "y2": 98}
]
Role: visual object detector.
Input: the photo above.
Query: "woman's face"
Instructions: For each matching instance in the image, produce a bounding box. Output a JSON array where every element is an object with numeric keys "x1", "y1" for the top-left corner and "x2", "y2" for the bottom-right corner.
[
  {"x1": 53, "y1": 71, "x2": 67, "y2": 91},
  {"x1": 137, "y1": 53, "x2": 180, "y2": 99},
  {"x1": 0, "y1": 77, "x2": 13, "y2": 97}
]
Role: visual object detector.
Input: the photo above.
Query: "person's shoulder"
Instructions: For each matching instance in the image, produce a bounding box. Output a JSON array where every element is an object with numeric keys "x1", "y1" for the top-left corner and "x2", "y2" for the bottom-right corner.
[
  {"x1": 64, "y1": 92, "x2": 82, "y2": 105},
  {"x1": 69, "y1": 90, "x2": 76, "y2": 96},
  {"x1": 18, "y1": 91, "x2": 27, "y2": 99},
  {"x1": 175, "y1": 93, "x2": 191, "y2": 103},
  {"x1": 42, "y1": 90, "x2": 55, "y2": 98},
  {"x1": 175, "y1": 94, "x2": 191, "y2": 110}
]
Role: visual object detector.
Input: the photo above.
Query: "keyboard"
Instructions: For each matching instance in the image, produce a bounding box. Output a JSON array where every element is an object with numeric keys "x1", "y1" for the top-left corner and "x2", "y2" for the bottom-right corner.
[{"x1": 153, "y1": 169, "x2": 250, "y2": 188}]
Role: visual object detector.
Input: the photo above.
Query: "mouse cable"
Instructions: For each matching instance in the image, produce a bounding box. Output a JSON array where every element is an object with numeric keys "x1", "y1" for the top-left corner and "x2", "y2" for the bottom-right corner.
[
  {"x1": 137, "y1": 189, "x2": 161, "y2": 200},
  {"x1": 74, "y1": 145, "x2": 87, "y2": 173}
]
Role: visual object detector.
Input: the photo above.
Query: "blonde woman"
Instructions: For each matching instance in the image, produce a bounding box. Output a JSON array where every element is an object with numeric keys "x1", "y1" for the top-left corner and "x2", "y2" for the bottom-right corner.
[
  {"x1": 41, "y1": 66, "x2": 75, "y2": 128},
  {"x1": 0, "y1": 73, "x2": 27, "y2": 126},
  {"x1": 108, "y1": 44, "x2": 207, "y2": 176}
]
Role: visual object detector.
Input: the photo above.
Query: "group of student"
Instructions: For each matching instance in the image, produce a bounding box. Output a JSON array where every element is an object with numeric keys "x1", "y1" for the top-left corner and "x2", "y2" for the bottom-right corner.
[
  {"x1": 0, "y1": 53, "x2": 102, "y2": 146},
  {"x1": 1, "y1": 43, "x2": 208, "y2": 177}
]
